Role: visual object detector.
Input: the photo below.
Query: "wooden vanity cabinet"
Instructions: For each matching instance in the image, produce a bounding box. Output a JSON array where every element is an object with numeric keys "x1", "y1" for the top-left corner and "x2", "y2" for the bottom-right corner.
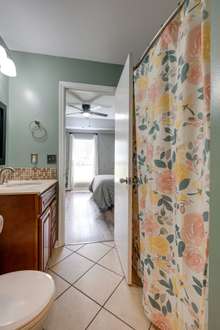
[
  {"x1": 0, "y1": 183, "x2": 58, "y2": 274},
  {"x1": 38, "y1": 184, "x2": 58, "y2": 271}
]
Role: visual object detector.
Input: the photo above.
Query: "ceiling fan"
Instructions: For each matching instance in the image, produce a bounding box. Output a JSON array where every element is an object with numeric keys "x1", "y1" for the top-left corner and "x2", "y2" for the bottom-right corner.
[
  {"x1": 66, "y1": 90, "x2": 110, "y2": 118},
  {"x1": 67, "y1": 103, "x2": 108, "y2": 118}
]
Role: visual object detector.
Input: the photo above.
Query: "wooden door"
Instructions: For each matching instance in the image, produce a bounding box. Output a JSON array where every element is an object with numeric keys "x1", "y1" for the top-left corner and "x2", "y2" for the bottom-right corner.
[{"x1": 114, "y1": 54, "x2": 133, "y2": 284}]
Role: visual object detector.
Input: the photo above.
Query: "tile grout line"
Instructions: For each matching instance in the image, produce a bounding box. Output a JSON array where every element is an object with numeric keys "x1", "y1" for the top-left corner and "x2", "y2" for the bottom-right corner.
[
  {"x1": 71, "y1": 262, "x2": 98, "y2": 286},
  {"x1": 101, "y1": 241, "x2": 115, "y2": 248},
  {"x1": 50, "y1": 267, "x2": 143, "y2": 330},
  {"x1": 72, "y1": 275, "x2": 124, "y2": 310},
  {"x1": 50, "y1": 248, "x2": 134, "y2": 329},
  {"x1": 49, "y1": 266, "x2": 101, "y2": 305},
  {"x1": 100, "y1": 277, "x2": 137, "y2": 329},
  {"x1": 49, "y1": 244, "x2": 141, "y2": 330},
  {"x1": 54, "y1": 284, "x2": 72, "y2": 301},
  {"x1": 96, "y1": 243, "x2": 124, "y2": 274},
  {"x1": 49, "y1": 245, "x2": 116, "y2": 293},
  {"x1": 49, "y1": 241, "x2": 114, "y2": 274},
  {"x1": 84, "y1": 306, "x2": 103, "y2": 330},
  {"x1": 76, "y1": 243, "x2": 114, "y2": 263},
  {"x1": 114, "y1": 244, "x2": 127, "y2": 279},
  {"x1": 102, "y1": 276, "x2": 124, "y2": 307},
  {"x1": 48, "y1": 249, "x2": 75, "y2": 268},
  {"x1": 72, "y1": 285, "x2": 103, "y2": 308},
  {"x1": 49, "y1": 269, "x2": 74, "y2": 287},
  {"x1": 69, "y1": 244, "x2": 116, "y2": 286},
  {"x1": 65, "y1": 243, "x2": 86, "y2": 252},
  {"x1": 101, "y1": 277, "x2": 149, "y2": 330},
  {"x1": 97, "y1": 261, "x2": 124, "y2": 277},
  {"x1": 75, "y1": 245, "x2": 125, "y2": 277},
  {"x1": 102, "y1": 307, "x2": 136, "y2": 330},
  {"x1": 48, "y1": 241, "x2": 95, "y2": 271},
  {"x1": 49, "y1": 244, "x2": 124, "y2": 302},
  {"x1": 49, "y1": 258, "x2": 144, "y2": 329},
  {"x1": 65, "y1": 239, "x2": 114, "y2": 246},
  {"x1": 86, "y1": 306, "x2": 135, "y2": 330},
  {"x1": 49, "y1": 242, "x2": 143, "y2": 330},
  {"x1": 84, "y1": 276, "x2": 135, "y2": 330}
]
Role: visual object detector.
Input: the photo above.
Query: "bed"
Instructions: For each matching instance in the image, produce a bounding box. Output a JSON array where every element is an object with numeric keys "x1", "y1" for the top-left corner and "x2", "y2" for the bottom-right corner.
[{"x1": 89, "y1": 175, "x2": 114, "y2": 211}]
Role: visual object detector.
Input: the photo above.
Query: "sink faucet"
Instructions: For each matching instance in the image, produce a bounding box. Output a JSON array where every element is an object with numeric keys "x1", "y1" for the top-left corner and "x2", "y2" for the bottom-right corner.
[{"x1": 0, "y1": 167, "x2": 15, "y2": 184}]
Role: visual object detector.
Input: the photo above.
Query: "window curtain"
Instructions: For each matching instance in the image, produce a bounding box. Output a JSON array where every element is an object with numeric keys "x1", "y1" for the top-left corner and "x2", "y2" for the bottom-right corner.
[
  {"x1": 94, "y1": 134, "x2": 99, "y2": 175},
  {"x1": 66, "y1": 133, "x2": 74, "y2": 190},
  {"x1": 133, "y1": 1, "x2": 210, "y2": 329},
  {"x1": 67, "y1": 133, "x2": 98, "y2": 190}
]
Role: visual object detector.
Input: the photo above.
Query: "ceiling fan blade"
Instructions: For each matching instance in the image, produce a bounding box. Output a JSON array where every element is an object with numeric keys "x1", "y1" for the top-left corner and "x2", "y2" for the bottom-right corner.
[
  {"x1": 68, "y1": 90, "x2": 84, "y2": 102},
  {"x1": 66, "y1": 111, "x2": 83, "y2": 117},
  {"x1": 87, "y1": 94, "x2": 103, "y2": 104},
  {"x1": 91, "y1": 105, "x2": 101, "y2": 111},
  {"x1": 89, "y1": 111, "x2": 108, "y2": 117},
  {"x1": 93, "y1": 104, "x2": 113, "y2": 109},
  {"x1": 68, "y1": 103, "x2": 82, "y2": 111}
]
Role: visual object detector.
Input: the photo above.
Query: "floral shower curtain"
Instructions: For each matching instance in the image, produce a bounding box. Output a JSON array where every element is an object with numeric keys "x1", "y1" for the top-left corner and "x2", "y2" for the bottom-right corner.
[{"x1": 133, "y1": 0, "x2": 210, "y2": 329}]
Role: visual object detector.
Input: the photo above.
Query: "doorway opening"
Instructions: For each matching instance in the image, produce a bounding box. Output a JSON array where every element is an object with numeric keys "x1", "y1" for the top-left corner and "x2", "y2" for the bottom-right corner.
[
  {"x1": 58, "y1": 56, "x2": 133, "y2": 283},
  {"x1": 62, "y1": 83, "x2": 115, "y2": 244}
]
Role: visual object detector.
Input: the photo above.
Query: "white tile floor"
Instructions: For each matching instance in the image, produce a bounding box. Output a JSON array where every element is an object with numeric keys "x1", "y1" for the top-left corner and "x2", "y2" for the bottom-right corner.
[{"x1": 44, "y1": 242, "x2": 152, "y2": 330}]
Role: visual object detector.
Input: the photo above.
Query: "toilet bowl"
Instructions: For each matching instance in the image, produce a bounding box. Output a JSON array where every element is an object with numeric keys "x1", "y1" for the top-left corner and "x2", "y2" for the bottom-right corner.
[{"x1": 0, "y1": 270, "x2": 55, "y2": 330}]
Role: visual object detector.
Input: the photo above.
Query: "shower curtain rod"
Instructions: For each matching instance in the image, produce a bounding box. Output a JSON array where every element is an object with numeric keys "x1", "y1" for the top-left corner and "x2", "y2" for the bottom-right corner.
[{"x1": 134, "y1": 1, "x2": 185, "y2": 70}]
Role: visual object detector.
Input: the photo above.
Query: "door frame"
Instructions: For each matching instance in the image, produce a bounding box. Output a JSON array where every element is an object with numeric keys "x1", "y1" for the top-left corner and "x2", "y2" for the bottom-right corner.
[{"x1": 58, "y1": 81, "x2": 115, "y2": 246}]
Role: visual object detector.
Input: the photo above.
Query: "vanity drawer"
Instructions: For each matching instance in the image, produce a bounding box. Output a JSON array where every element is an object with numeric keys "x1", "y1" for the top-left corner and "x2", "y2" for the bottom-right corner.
[{"x1": 40, "y1": 184, "x2": 56, "y2": 214}]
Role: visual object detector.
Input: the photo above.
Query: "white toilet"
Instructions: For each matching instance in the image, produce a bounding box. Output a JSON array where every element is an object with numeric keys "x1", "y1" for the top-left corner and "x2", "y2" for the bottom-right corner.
[
  {"x1": 0, "y1": 270, "x2": 55, "y2": 330},
  {"x1": 0, "y1": 216, "x2": 55, "y2": 329}
]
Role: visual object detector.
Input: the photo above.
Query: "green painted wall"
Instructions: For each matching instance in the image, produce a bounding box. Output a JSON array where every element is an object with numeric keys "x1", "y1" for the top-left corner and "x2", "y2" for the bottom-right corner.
[
  {"x1": 7, "y1": 51, "x2": 122, "y2": 167},
  {"x1": 209, "y1": 0, "x2": 220, "y2": 329},
  {"x1": 0, "y1": 72, "x2": 9, "y2": 106}
]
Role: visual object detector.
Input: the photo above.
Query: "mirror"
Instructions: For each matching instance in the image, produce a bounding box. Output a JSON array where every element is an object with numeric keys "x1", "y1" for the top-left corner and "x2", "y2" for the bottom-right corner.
[{"x1": 0, "y1": 101, "x2": 6, "y2": 165}]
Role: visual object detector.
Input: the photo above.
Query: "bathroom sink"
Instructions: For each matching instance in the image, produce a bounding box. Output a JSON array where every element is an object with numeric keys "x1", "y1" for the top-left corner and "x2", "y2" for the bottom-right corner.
[{"x1": 4, "y1": 181, "x2": 42, "y2": 187}]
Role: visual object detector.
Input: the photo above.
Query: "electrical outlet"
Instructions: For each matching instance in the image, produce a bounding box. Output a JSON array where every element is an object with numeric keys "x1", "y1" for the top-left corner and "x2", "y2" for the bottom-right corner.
[{"x1": 31, "y1": 153, "x2": 38, "y2": 165}]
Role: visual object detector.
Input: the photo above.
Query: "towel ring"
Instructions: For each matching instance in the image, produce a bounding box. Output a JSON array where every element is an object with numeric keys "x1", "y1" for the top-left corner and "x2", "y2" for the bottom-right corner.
[{"x1": 29, "y1": 120, "x2": 48, "y2": 142}]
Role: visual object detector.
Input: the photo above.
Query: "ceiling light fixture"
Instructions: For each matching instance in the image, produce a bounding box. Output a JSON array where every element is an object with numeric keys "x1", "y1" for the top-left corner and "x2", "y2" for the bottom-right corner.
[
  {"x1": 0, "y1": 45, "x2": 7, "y2": 64},
  {"x1": 0, "y1": 56, "x2": 16, "y2": 77},
  {"x1": 0, "y1": 37, "x2": 17, "y2": 77},
  {"x1": 82, "y1": 112, "x2": 91, "y2": 118}
]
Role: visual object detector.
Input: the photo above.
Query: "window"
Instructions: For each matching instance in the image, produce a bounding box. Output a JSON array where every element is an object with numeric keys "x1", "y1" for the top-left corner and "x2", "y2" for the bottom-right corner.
[{"x1": 71, "y1": 135, "x2": 97, "y2": 187}]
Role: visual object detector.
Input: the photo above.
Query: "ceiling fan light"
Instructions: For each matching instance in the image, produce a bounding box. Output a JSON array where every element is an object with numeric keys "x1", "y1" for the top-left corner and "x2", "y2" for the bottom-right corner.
[
  {"x1": 82, "y1": 112, "x2": 91, "y2": 118},
  {"x1": 0, "y1": 56, "x2": 17, "y2": 77}
]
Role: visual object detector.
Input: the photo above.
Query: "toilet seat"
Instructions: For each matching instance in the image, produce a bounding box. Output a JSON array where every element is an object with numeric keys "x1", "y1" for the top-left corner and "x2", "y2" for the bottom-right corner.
[{"x1": 0, "y1": 271, "x2": 55, "y2": 330}]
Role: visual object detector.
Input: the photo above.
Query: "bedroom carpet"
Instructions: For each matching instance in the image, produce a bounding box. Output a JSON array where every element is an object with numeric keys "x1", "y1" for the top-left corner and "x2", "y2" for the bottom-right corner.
[{"x1": 65, "y1": 191, "x2": 114, "y2": 244}]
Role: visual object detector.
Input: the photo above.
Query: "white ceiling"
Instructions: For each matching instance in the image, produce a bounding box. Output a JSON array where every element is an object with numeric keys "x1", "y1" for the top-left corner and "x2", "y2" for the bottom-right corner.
[
  {"x1": 66, "y1": 89, "x2": 115, "y2": 120},
  {"x1": 0, "y1": 0, "x2": 177, "y2": 64}
]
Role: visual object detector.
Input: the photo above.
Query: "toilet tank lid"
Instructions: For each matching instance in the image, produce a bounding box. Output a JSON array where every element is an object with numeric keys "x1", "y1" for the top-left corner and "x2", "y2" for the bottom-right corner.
[{"x1": 0, "y1": 270, "x2": 55, "y2": 330}]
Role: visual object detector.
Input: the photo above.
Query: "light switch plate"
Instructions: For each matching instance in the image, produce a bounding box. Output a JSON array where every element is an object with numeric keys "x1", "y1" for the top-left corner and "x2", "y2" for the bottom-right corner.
[{"x1": 47, "y1": 154, "x2": 56, "y2": 164}]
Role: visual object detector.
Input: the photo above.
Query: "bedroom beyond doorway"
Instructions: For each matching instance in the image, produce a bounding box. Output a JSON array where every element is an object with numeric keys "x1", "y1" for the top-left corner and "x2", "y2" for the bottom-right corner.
[
  {"x1": 65, "y1": 191, "x2": 114, "y2": 243},
  {"x1": 64, "y1": 84, "x2": 115, "y2": 244}
]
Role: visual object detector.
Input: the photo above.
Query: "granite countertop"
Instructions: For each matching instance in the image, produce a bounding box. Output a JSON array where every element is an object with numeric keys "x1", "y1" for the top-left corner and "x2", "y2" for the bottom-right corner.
[{"x1": 0, "y1": 180, "x2": 57, "y2": 195}]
